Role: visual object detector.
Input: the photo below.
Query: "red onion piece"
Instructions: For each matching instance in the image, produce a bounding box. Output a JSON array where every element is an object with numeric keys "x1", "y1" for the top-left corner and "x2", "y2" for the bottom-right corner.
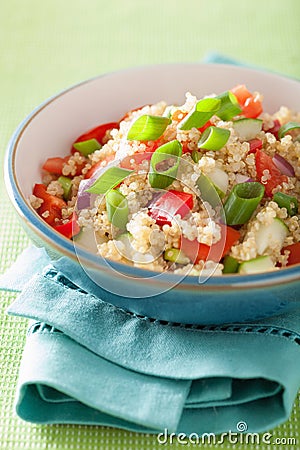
[
  {"x1": 273, "y1": 154, "x2": 295, "y2": 177},
  {"x1": 235, "y1": 174, "x2": 253, "y2": 184},
  {"x1": 76, "y1": 159, "x2": 121, "y2": 210}
]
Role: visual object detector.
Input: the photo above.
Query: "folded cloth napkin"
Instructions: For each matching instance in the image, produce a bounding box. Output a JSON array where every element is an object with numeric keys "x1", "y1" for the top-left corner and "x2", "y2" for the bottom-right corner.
[
  {"x1": 1, "y1": 245, "x2": 300, "y2": 435},
  {"x1": 2, "y1": 53, "x2": 300, "y2": 435}
]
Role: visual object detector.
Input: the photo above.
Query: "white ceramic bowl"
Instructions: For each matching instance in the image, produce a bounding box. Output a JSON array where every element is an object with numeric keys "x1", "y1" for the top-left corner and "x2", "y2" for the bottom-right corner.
[{"x1": 5, "y1": 63, "x2": 300, "y2": 324}]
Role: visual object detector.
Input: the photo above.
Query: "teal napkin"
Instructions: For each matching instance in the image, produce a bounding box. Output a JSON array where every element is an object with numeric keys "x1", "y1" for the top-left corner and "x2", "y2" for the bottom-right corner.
[
  {"x1": 2, "y1": 246, "x2": 300, "y2": 435},
  {"x1": 2, "y1": 54, "x2": 300, "y2": 435}
]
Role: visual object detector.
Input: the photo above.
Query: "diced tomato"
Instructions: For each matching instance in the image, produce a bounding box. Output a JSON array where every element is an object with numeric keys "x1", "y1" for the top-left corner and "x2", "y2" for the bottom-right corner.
[
  {"x1": 72, "y1": 122, "x2": 119, "y2": 152},
  {"x1": 282, "y1": 243, "x2": 300, "y2": 266},
  {"x1": 231, "y1": 85, "x2": 252, "y2": 105},
  {"x1": 242, "y1": 95, "x2": 263, "y2": 119},
  {"x1": 230, "y1": 84, "x2": 263, "y2": 118},
  {"x1": 149, "y1": 190, "x2": 194, "y2": 226},
  {"x1": 255, "y1": 149, "x2": 288, "y2": 197},
  {"x1": 84, "y1": 155, "x2": 115, "y2": 179},
  {"x1": 180, "y1": 225, "x2": 241, "y2": 264},
  {"x1": 33, "y1": 183, "x2": 67, "y2": 226},
  {"x1": 198, "y1": 120, "x2": 213, "y2": 133},
  {"x1": 248, "y1": 138, "x2": 263, "y2": 154},
  {"x1": 54, "y1": 213, "x2": 81, "y2": 239},
  {"x1": 263, "y1": 119, "x2": 281, "y2": 140},
  {"x1": 42, "y1": 157, "x2": 66, "y2": 174}
]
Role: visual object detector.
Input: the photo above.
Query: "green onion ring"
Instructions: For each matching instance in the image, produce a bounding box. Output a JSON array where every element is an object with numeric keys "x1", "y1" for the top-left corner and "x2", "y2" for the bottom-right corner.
[
  {"x1": 278, "y1": 121, "x2": 300, "y2": 139},
  {"x1": 198, "y1": 126, "x2": 230, "y2": 151},
  {"x1": 178, "y1": 97, "x2": 221, "y2": 130},
  {"x1": 224, "y1": 182, "x2": 265, "y2": 225},
  {"x1": 215, "y1": 91, "x2": 242, "y2": 120},
  {"x1": 73, "y1": 138, "x2": 102, "y2": 156},
  {"x1": 87, "y1": 167, "x2": 133, "y2": 194},
  {"x1": 273, "y1": 192, "x2": 298, "y2": 216},
  {"x1": 127, "y1": 115, "x2": 171, "y2": 141},
  {"x1": 106, "y1": 189, "x2": 129, "y2": 230},
  {"x1": 148, "y1": 140, "x2": 182, "y2": 189}
]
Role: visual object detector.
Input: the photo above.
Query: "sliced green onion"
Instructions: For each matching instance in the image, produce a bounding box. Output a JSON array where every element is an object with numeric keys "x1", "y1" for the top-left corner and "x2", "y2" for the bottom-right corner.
[
  {"x1": 273, "y1": 192, "x2": 298, "y2": 216},
  {"x1": 278, "y1": 121, "x2": 300, "y2": 139},
  {"x1": 178, "y1": 98, "x2": 221, "y2": 130},
  {"x1": 196, "y1": 173, "x2": 222, "y2": 208},
  {"x1": 224, "y1": 182, "x2": 265, "y2": 225},
  {"x1": 106, "y1": 190, "x2": 129, "y2": 230},
  {"x1": 222, "y1": 255, "x2": 240, "y2": 274},
  {"x1": 73, "y1": 138, "x2": 102, "y2": 156},
  {"x1": 148, "y1": 140, "x2": 182, "y2": 189},
  {"x1": 58, "y1": 176, "x2": 72, "y2": 201},
  {"x1": 215, "y1": 91, "x2": 242, "y2": 120},
  {"x1": 198, "y1": 126, "x2": 230, "y2": 151},
  {"x1": 87, "y1": 167, "x2": 133, "y2": 194},
  {"x1": 164, "y1": 248, "x2": 189, "y2": 264},
  {"x1": 127, "y1": 115, "x2": 171, "y2": 141},
  {"x1": 191, "y1": 150, "x2": 201, "y2": 163}
]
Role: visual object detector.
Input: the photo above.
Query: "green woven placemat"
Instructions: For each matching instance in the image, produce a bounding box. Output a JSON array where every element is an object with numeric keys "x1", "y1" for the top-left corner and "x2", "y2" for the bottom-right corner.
[{"x1": 1, "y1": 1, "x2": 300, "y2": 449}]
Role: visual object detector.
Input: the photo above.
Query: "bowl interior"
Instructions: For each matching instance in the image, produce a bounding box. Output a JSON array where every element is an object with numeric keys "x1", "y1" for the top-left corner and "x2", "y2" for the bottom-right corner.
[{"x1": 14, "y1": 63, "x2": 300, "y2": 199}]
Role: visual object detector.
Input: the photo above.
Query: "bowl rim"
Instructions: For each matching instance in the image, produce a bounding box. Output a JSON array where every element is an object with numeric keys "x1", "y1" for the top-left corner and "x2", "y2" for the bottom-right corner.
[{"x1": 5, "y1": 62, "x2": 300, "y2": 290}]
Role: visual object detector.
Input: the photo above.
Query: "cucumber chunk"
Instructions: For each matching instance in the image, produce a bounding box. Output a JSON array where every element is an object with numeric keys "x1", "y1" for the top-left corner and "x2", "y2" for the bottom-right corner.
[
  {"x1": 239, "y1": 256, "x2": 275, "y2": 274},
  {"x1": 233, "y1": 118, "x2": 263, "y2": 141},
  {"x1": 255, "y1": 217, "x2": 288, "y2": 255}
]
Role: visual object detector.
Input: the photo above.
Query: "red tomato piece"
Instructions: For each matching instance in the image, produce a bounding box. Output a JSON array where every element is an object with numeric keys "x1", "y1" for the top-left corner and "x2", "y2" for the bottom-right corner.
[
  {"x1": 42, "y1": 157, "x2": 66, "y2": 174},
  {"x1": 230, "y1": 84, "x2": 263, "y2": 119},
  {"x1": 248, "y1": 138, "x2": 263, "y2": 154},
  {"x1": 180, "y1": 225, "x2": 240, "y2": 264},
  {"x1": 282, "y1": 243, "x2": 300, "y2": 266},
  {"x1": 54, "y1": 213, "x2": 81, "y2": 239},
  {"x1": 263, "y1": 119, "x2": 281, "y2": 140},
  {"x1": 149, "y1": 190, "x2": 193, "y2": 226},
  {"x1": 242, "y1": 95, "x2": 263, "y2": 119},
  {"x1": 198, "y1": 120, "x2": 213, "y2": 133},
  {"x1": 255, "y1": 149, "x2": 288, "y2": 197},
  {"x1": 84, "y1": 155, "x2": 115, "y2": 179},
  {"x1": 72, "y1": 122, "x2": 119, "y2": 152},
  {"x1": 33, "y1": 183, "x2": 67, "y2": 226},
  {"x1": 230, "y1": 85, "x2": 252, "y2": 105}
]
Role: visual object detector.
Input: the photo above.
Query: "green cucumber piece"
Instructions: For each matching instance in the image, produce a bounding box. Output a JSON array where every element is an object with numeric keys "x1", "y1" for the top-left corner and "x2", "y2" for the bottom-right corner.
[
  {"x1": 233, "y1": 118, "x2": 263, "y2": 141},
  {"x1": 222, "y1": 255, "x2": 240, "y2": 273},
  {"x1": 255, "y1": 217, "x2": 288, "y2": 255},
  {"x1": 239, "y1": 255, "x2": 275, "y2": 274},
  {"x1": 164, "y1": 248, "x2": 190, "y2": 265},
  {"x1": 58, "y1": 176, "x2": 72, "y2": 201}
]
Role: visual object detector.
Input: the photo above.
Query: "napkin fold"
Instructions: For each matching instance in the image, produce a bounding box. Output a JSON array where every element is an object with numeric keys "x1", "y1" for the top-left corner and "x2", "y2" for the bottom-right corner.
[
  {"x1": 2, "y1": 246, "x2": 300, "y2": 435},
  {"x1": 2, "y1": 53, "x2": 300, "y2": 435}
]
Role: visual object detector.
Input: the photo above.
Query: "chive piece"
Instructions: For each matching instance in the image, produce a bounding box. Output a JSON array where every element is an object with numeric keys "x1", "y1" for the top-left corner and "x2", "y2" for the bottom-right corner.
[
  {"x1": 58, "y1": 176, "x2": 72, "y2": 201},
  {"x1": 164, "y1": 248, "x2": 189, "y2": 264},
  {"x1": 106, "y1": 190, "x2": 129, "y2": 230},
  {"x1": 278, "y1": 121, "x2": 300, "y2": 139},
  {"x1": 273, "y1": 192, "x2": 298, "y2": 216},
  {"x1": 148, "y1": 140, "x2": 182, "y2": 189},
  {"x1": 127, "y1": 115, "x2": 171, "y2": 141},
  {"x1": 196, "y1": 173, "x2": 222, "y2": 208},
  {"x1": 224, "y1": 182, "x2": 265, "y2": 225},
  {"x1": 191, "y1": 150, "x2": 201, "y2": 163},
  {"x1": 223, "y1": 255, "x2": 240, "y2": 274},
  {"x1": 215, "y1": 91, "x2": 242, "y2": 120},
  {"x1": 73, "y1": 138, "x2": 101, "y2": 156},
  {"x1": 87, "y1": 167, "x2": 133, "y2": 194},
  {"x1": 178, "y1": 98, "x2": 221, "y2": 130},
  {"x1": 198, "y1": 126, "x2": 230, "y2": 151}
]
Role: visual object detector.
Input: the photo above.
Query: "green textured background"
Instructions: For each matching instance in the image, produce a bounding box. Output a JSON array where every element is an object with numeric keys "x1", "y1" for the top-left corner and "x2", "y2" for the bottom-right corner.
[{"x1": 0, "y1": 1, "x2": 299, "y2": 449}]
